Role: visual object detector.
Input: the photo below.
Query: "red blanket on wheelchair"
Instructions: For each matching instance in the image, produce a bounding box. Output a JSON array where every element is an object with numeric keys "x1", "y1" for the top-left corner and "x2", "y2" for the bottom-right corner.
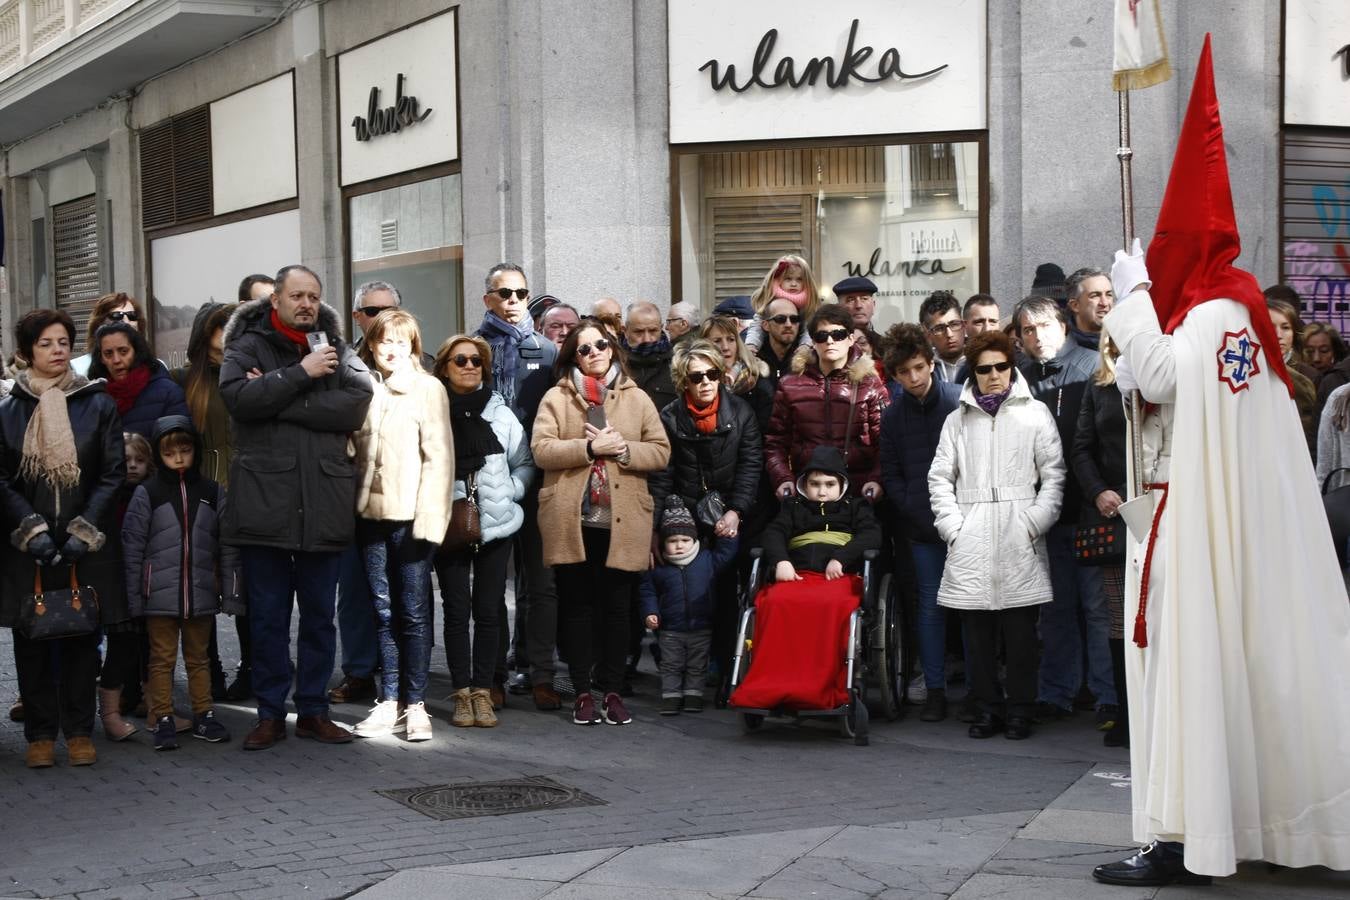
[{"x1": 728, "y1": 571, "x2": 860, "y2": 711}]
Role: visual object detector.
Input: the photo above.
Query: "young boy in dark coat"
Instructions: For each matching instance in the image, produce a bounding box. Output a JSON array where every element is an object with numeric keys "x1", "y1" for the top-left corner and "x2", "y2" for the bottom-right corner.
[
  {"x1": 122, "y1": 415, "x2": 241, "y2": 750},
  {"x1": 640, "y1": 497, "x2": 738, "y2": 715},
  {"x1": 761, "y1": 446, "x2": 882, "y2": 583}
]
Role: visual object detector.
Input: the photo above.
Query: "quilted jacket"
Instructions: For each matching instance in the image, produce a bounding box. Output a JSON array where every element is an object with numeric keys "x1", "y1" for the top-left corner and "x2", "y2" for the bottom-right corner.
[
  {"x1": 648, "y1": 387, "x2": 762, "y2": 517},
  {"x1": 450, "y1": 391, "x2": 535, "y2": 544},
  {"x1": 928, "y1": 375, "x2": 1064, "y2": 610},
  {"x1": 764, "y1": 347, "x2": 888, "y2": 497}
]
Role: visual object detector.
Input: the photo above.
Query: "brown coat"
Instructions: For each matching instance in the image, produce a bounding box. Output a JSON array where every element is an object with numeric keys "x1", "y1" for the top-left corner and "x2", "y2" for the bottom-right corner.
[{"x1": 531, "y1": 373, "x2": 671, "y2": 572}]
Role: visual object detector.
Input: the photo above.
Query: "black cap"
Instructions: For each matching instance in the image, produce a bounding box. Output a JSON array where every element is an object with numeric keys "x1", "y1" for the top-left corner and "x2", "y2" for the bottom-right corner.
[
  {"x1": 1030, "y1": 264, "x2": 1066, "y2": 300},
  {"x1": 831, "y1": 276, "x2": 878, "y2": 297},
  {"x1": 528, "y1": 294, "x2": 561, "y2": 321},
  {"x1": 712, "y1": 295, "x2": 755, "y2": 319}
]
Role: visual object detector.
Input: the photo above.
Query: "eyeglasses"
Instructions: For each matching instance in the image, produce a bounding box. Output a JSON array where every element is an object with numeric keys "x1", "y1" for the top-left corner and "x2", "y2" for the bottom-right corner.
[
  {"x1": 685, "y1": 370, "x2": 718, "y2": 385},
  {"x1": 108, "y1": 310, "x2": 139, "y2": 323},
  {"x1": 577, "y1": 338, "x2": 611, "y2": 357},
  {"x1": 811, "y1": 328, "x2": 851, "y2": 344},
  {"x1": 767, "y1": 314, "x2": 802, "y2": 325},
  {"x1": 927, "y1": 320, "x2": 964, "y2": 336},
  {"x1": 357, "y1": 305, "x2": 394, "y2": 318},
  {"x1": 489, "y1": 288, "x2": 530, "y2": 301},
  {"x1": 973, "y1": 361, "x2": 1013, "y2": 375},
  {"x1": 451, "y1": 354, "x2": 483, "y2": 369}
]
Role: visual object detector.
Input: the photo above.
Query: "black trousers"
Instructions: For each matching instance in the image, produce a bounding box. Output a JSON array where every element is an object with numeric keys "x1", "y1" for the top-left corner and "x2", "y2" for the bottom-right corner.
[
  {"x1": 961, "y1": 605, "x2": 1040, "y2": 720},
  {"x1": 554, "y1": 528, "x2": 635, "y2": 696},
  {"x1": 98, "y1": 630, "x2": 142, "y2": 691},
  {"x1": 437, "y1": 536, "x2": 511, "y2": 690},
  {"x1": 14, "y1": 631, "x2": 100, "y2": 741}
]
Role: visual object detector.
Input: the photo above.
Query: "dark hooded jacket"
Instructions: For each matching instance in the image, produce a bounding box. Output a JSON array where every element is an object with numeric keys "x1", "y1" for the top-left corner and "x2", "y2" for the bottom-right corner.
[
  {"x1": 880, "y1": 379, "x2": 962, "y2": 543},
  {"x1": 102, "y1": 359, "x2": 190, "y2": 440},
  {"x1": 760, "y1": 447, "x2": 882, "y2": 574},
  {"x1": 648, "y1": 386, "x2": 762, "y2": 518},
  {"x1": 121, "y1": 416, "x2": 242, "y2": 618},
  {"x1": 1018, "y1": 337, "x2": 1096, "y2": 525},
  {"x1": 170, "y1": 302, "x2": 234, "y2": 483},
  {"x1": 639, "y1": 533, "x2": 739, "y2": 633},
  {"x1": 626, "y1": 344, "x2": 680, "y2": 414},
  {"x1": 218, "y1": 297, "x2": 373, "y2": 552},
  {"x1": 0, "y1": 374, "x2": 128, "y2": 628}
]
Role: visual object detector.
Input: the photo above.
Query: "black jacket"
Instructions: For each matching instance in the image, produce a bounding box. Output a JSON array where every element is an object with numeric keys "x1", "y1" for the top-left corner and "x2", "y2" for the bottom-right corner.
[
  {"x1": 627, "y1": 349, "x2": 679, "y2": 414},
  {"x1": 761, "y1": 494, "x2": 882, "y2": 574},
  {"x1": 0, "y1": 376, "x2": 127, "y2": 628},
  {"x1": 219, "y1": 298, "x2": 373, "y2": 552},
  {"x1": 1071, "y1": 380, "x2": 1127, "y2": 523},
  {"x1": 649, "y1": 387, "x2": 762, "y2": 517},
  {"x1": 879, "y1": 380, "x2": 961, "y2": 543},
  {"x1": 472, "y1": 320, "x2": 557, "y2": 430},
  {"x1": 1019, "y1": 339, "x2": 1096, "y2": 525}
]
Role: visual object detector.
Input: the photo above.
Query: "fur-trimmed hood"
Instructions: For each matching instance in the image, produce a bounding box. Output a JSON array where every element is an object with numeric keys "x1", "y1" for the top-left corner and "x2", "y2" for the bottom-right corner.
[
  {"x1": 788, "y1": 343, "x2": 878, "y2": 384},
  {"x1": 223, "y1": 296, "x2": 344, "y2": 348}
]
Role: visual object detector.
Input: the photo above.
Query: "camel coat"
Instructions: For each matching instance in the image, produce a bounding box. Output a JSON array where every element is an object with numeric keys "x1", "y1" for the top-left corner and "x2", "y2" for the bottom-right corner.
[{"x1": 531, "y1": 372, "x2": 670, "y2": 572}]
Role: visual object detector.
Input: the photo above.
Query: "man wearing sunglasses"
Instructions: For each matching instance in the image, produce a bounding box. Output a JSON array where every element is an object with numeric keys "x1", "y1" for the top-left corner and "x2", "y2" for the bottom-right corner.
[
  {"x1": 757, "y1": 297, "x2": 801, "y2": 387},
  {"x1": 349, "y1": 281, "x2": 436, "y2": 372},
  {"x1": 475, "y1": 263, "x2": 561, "y2": 712}
]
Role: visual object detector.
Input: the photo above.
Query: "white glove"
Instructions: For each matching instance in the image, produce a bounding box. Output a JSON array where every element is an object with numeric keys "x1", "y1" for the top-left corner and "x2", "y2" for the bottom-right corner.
[
  {"x1": 1111, "y1": 237, "x2": 1151, "y2": 304},
  {"x1": 1115, "y1": 354, "x2": 1138, "y2": 394}
]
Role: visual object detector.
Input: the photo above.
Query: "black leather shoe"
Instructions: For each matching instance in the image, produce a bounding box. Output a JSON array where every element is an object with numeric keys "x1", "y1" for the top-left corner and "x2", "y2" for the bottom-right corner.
[
  {"x1": 919, "y1": 689, "x2": 947, "y2": 723},
  {"x1": 1004, "y1": 717, "x2": 1032, "y2": 740},
  {"x1": 1092, "y1": 842, "x2": 1212, "y2": 887},
  {"x1": 968, "y1": 713, "x2": 1004, "y2": 739}
]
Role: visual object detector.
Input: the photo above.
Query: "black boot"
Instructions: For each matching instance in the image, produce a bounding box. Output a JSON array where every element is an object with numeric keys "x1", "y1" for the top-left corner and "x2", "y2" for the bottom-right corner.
[
  {"x1": 1092, "y1": 841, "x2": 1211, "y2": 887},
  {"x1": 224, "y1": 665, "x2": 252, "y2": 701},
  {"x1": 208, "y1": 619, "x2": 229, "y2": 700},
  {"x1": 1104, "y1": 638, "x2": 1130, "y2": 748}
]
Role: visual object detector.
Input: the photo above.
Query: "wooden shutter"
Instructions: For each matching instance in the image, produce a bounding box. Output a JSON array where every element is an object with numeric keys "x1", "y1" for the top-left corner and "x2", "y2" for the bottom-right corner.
[
  {"x1": 702, "y1": 194, "x2": 814, "y2": 305},
  {"x1": 139, "y1": 106, "x2": 212, "y2": 230},
  {"x1": 52, "y1": 195, "x2": 101, "y2": 351}
]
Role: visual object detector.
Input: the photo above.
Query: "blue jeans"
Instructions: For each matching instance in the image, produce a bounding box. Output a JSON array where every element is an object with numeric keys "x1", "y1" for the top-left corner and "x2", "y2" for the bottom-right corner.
[
  {"x1": 911, "y1": 541, "x2": 949, "y2": 691},
  {"x1": 359, "y1": 520, "x2": 434, "y2": 704},
  {"x1": 1037, "y1": 523, "x2": 1117, "y2": 708},
  {"x1": 243, "y1": 546, "x2": 342, "y2": 720},
  {"x1": 337, "y1": 542, "x2": 378, "y2": 678}
]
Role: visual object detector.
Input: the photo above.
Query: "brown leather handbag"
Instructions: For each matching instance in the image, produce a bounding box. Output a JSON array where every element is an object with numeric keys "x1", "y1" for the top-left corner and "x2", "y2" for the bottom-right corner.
[{"x1": 442, "y1": 472, "x2": 482, "y2": 552}]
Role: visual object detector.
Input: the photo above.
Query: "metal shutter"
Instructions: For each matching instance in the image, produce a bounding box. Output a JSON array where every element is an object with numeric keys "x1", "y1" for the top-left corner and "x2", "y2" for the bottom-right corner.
[
  {"x1": 1282, "y1": 131, "x2": 1350, "y2": 328},
  {"x1": 52, "y1": 194, "x2": 101, "y2": 351},
  {"x1": 139, "y1": 106, "x2": 212, "y2": 230},
  {"x1": 703, "y1": 194, "x2": 814, "y2": 305}
]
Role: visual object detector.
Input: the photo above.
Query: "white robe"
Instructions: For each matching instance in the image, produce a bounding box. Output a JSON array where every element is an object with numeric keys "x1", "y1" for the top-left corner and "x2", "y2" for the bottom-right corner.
[{"x1": 1106, "y1": 294, "x2": 1350, "y2": 877}]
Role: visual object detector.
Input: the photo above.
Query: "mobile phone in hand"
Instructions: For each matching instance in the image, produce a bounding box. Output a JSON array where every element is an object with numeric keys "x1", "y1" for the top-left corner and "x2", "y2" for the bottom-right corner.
[
  {"x1": 306, "y1": 331, "x2": 330, "y2": 352},
  {"x1": 586, "y1": 405, "x2": 607, "y2": 430}
]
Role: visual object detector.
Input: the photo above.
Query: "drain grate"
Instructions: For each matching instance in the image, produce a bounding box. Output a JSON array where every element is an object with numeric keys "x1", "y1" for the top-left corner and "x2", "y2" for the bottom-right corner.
[{"x1": 378, "y1": 776, "x2": 605, "y2": 821}]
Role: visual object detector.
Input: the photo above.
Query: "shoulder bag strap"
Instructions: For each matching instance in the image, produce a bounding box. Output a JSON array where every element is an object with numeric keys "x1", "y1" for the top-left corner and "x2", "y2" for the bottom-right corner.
[{"x1": 842, "y1": 382, "x2": 859, "y2": 460}]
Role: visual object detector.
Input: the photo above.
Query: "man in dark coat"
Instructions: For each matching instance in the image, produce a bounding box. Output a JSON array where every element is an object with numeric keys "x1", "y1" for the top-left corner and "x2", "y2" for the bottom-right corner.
[
  {"x1": 622, "y1": 300, "x2": 679, "y2": 412},
  {"x1": 1013, "y1": 295, "x2": 1116, "y2": 723},
  {"x1": 219, "y1": 264, "x2": 373, "y2": 750}
]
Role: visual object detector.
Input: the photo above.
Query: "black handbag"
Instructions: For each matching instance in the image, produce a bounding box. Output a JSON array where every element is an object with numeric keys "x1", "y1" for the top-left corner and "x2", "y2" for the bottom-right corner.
[
  {"x1": 18, "y1": 565, "x2": 100, "y2": 641},
  {"x1": 1073, "y1": 519, "x2": 1126, "y2": 566},
  {"x1": 1322, "y1": 467, "x2": 1350, "y2": 569}
]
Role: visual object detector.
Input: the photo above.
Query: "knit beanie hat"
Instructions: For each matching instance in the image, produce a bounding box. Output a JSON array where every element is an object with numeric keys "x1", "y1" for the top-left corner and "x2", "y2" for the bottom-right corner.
[{"x1": 659, "y1": 495, "x2": 699, "y2": 541}]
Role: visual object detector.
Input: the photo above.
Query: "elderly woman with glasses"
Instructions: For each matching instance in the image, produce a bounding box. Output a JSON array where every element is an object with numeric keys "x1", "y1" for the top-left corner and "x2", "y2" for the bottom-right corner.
[
  {"x1": 764, "y1": 305, "x2": 889, "y2": 502},
  {"x1": 531, "y1": 318, "x2": 670, "y2": 727},
  {"x1": 928, "y1": 330, "x2": 1064, "y2": 742}
]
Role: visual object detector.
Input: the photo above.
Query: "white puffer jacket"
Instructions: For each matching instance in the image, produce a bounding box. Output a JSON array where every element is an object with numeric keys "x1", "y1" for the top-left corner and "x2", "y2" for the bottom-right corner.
[
  {"x1": 452, "y1": 391, "x2": 535, "y2": 544},
  {"x1": 928, "y1": 375, "x2": 1065, "y2": 610}
]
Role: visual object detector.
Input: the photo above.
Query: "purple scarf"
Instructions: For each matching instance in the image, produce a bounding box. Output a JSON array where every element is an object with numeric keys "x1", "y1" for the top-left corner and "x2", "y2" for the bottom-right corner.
[{"x1": 975, "y1": 386, "x2": 1012, "y2": 416}]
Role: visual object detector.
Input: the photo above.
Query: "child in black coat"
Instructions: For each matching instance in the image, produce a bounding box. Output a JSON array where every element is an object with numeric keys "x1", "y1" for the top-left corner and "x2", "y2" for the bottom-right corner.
[{"x1": 761, "y1": 446, "x2": 882, "y2": 583}]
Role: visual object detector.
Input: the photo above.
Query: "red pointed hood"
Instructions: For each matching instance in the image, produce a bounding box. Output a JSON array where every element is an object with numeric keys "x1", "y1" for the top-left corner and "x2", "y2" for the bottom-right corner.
[{"x1": 1145, "y1": 34, "x2": 1292, "y2": 395}]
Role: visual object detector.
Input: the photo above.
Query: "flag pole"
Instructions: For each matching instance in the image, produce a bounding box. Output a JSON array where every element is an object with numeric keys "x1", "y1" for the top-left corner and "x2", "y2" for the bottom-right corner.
[{"x1": 1116, "y1": 88, "x2": 1146, "y2": 501}]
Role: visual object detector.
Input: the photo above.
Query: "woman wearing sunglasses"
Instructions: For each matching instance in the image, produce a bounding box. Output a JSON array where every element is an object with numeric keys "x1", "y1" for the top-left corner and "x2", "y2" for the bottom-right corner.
[
  {"x1": 531, "y1": 318, "x2": 671, "y2": 726},
  {"x1": 71, "y1": 293, "x2": 149, "y2": 377},
  {"x1": 431, "y1": 334, "x2": 533, "y2": 729},
  {"x1": 928, "y1": 330, "x2": 1064, "y2": 742},
  {"x1": 349, "y1": 310, "x2": 453, "y2": 742},
  {"x1": 764, "y1": 305, "x2": 888, "y2": 503}
]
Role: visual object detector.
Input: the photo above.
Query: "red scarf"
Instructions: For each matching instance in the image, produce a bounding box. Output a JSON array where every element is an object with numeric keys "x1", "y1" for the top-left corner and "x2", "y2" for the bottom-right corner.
[
  {"x1": 270, "y1": 308, "x2": 311, "y2": 351},
  {"x1": 581, "y1": 376, "x2": 610, "y2": 507},
  {"x1": 687, "y1": 390, "x2": 720, "y2": 434},
  {"x1": 105, "y1": 364, "x2": 153, "y2": 415}
]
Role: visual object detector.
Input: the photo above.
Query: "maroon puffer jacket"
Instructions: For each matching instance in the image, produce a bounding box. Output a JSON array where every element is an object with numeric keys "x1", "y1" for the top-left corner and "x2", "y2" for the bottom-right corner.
[{"x1": 764, "y1": 347, "x2": 889, "y2": 496}]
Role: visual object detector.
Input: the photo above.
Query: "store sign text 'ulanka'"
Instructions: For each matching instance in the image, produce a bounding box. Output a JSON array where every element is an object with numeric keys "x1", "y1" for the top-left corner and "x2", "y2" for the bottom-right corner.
[
  {"x1": 699, "y1": 19, "x2": 947, "y2": 93},
  {"x1": 352, "y1": 73, "x2": 432, "y2": 142}
]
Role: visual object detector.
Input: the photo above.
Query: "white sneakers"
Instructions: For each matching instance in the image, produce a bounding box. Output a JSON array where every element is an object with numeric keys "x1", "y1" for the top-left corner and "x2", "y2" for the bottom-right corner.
[
  {"x1": 404, "y1": 702, "x2": 433, "y2": 741},
  {"x1": 907, "y1": 672, "x2": 928, "y2": 704},
  {"x1": 353, "y1": 700, "x2": 406, "y2": 737}
]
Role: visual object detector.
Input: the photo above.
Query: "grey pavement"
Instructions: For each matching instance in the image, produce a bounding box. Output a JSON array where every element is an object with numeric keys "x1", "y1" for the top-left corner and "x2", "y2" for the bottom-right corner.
[{"x1": 0, "y1": 617, "x2": 1345, "y2": 899}]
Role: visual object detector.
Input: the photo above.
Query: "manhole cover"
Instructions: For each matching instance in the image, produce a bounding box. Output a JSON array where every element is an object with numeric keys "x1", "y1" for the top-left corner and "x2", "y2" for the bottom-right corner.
[{"x1": 378, "y1": 776, "x2": 605, "y2": 821}]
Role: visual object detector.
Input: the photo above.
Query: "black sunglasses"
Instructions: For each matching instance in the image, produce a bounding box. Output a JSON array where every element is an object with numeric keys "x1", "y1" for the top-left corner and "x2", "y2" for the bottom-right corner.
[
  {"x1": 812, "y1": 327, "x2": 851, "y2": 344},
  {"x1": 357, "y1": 305, "x2": 393, "y2": 318},
  {"x1": 577, "y1": 338, "x2": 611, "y2": 357},
  {"x1": 489, "y1": 288, "x2": 530, "y2": 301},
  {"x1": 108, "y1": 310, "x2": 139, "y2": 323},
  {"x1": 451, "y1": 354, "x2": 483, "y2": 369},
  {"x1": 973, "y1": 361, "x2": 1014, "y2": 375},
  {"x1": 768, "y1": 314, "x2": 801, "y2": 325},
  {"x1": 685, "y1": 369, "x2": 718, "y2": 385}
]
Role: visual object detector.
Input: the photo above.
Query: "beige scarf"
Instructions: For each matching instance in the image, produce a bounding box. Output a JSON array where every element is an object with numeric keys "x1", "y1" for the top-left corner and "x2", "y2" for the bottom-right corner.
[{"x1": 16, "y1": 368, "x2": 84, "y2": 490}]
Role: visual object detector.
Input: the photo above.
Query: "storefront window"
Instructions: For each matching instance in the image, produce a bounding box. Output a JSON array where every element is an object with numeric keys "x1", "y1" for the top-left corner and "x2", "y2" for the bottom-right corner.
[
  {"x1": 348, "y1": 172, "x2": 463, "y2": 352},
  {"x1": 677, "y1": 139, "x2": 981, "y2": 328}
]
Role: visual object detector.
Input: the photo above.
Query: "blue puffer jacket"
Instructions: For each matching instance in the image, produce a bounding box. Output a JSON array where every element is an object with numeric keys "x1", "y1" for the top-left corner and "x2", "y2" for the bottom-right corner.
[
  {"x1": 451, "y1": 392, "x2": 535, "y2": 544},
  {"x1": 120, "y1": 362, "x2": 190, "y2": 438},
  {"x1": 639, "y1": 535, "x2": 739, "y2": 633},
  {"x1": 879, "y1": 380, "x2": 961, "y2": 543}
]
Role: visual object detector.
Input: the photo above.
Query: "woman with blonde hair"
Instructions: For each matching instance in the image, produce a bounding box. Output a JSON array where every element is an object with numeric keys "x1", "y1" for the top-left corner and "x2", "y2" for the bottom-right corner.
[
  {"x1": 350, "y1": 309, "x2": 453, "y2": 742},
  {"x1": 433, "y1": 333, "x2": 534, "y2": 729},
  {"x1": 743, "y1": 254, "x2": 822, "y2": 354},
  {"x1": 698, "y1": 315, "x2": 774, "y2": 430}
]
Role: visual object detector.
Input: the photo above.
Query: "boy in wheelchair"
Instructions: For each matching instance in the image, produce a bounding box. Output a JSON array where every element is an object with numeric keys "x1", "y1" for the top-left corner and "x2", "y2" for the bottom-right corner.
[{"x1": 760, "y1": 446, "x2": 882, "y2": 582}]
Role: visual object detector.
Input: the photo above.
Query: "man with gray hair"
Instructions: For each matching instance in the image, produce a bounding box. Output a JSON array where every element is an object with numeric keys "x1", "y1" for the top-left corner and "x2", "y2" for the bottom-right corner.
[
  {"x1": 1065, "y1": 267, "x2": 1114, "y2": 351},
  {"x1": 665, "y1": 301, "x2": 700, "y2": 342},
  {"x1": 623, "y1": 300, "x2": 679, "y2": 412}
]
